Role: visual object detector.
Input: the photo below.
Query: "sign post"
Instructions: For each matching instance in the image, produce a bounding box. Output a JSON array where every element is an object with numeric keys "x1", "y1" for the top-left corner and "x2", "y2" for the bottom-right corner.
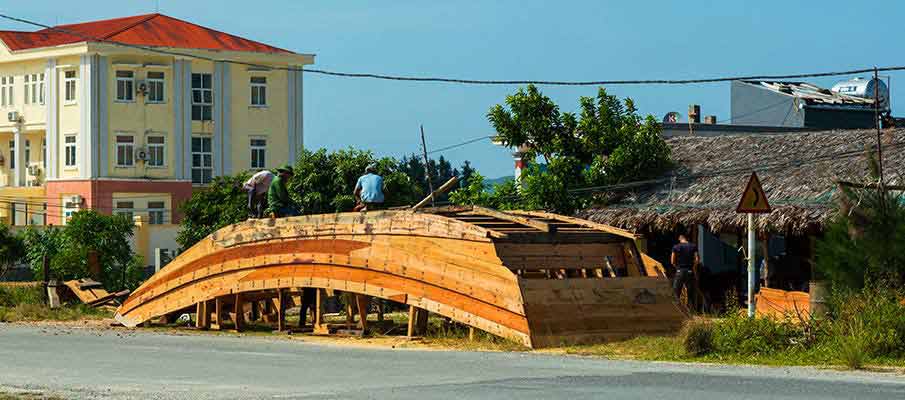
[{"x1": 736, "y1": 172, "x2": 772, "y2": 318}]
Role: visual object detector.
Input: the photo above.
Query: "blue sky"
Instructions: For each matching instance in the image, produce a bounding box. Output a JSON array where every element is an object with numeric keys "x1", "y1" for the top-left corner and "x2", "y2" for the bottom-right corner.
[{"x1": 2, "y1": 1, "x2": 902, "y2": 178}]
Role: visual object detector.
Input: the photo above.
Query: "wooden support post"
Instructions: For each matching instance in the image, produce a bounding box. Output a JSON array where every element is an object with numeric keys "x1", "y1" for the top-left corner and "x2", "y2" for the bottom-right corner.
[
  {"x1": 407, "y1": 305, "x2": 429, "y2": 337},
  {"x1": 196, "y1": 301, "x2": 210, "y2": 330},
  {"x1": 250, "y1": 300, "x2": 259, "y2": 322},
  {"x1": 355, "y1": 294, "x2": 370, "y2": 331},
  {"x1": 313, "y1": 289, "x2": 329, "y2": 335},
  {"x1": 376, "y1": 299, "x2": 384, "y2": 322},
  {"x1": 761, "y1": 233, "x2": 771, "y2": 289},
  {"x1": 416, "y1": 307, "x2": 429, "y2": 335},
  {"x1": 234, "y1": 293, "x2": 244, "y2": 332},
  {"x1": 212, "y1": 297, "x2": 223, "y2": 330},
  {"x1": 276, "y1": 289, "x2": 286, "y2": 332},
  {"x1": 407, "y1": 305, "x2": 417, "y2": 337},
  {"x1": 468, "y1": 327, "x2": 475, "y2": 341}
]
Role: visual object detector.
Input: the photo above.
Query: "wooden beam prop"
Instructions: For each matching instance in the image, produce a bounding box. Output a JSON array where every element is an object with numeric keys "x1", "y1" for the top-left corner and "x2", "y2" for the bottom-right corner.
[
  {"x1": 411, "y1": 176, "x2": 459, "y2": 211},
  {"x1": 469, "y1": 206, "x2": 553, "y2": 233},
  {"x1": 508, "y1": 210, "x2": 640, "y2": 239},
  {"x1": 234, "y1": 293, "x2": 244, "y2": 332}
]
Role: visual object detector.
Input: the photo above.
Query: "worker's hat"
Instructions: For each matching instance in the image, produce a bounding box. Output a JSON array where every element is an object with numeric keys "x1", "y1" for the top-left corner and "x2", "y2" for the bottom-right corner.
[{"x1": 276, "y1": 165, "x2": 294, "y2": 175}]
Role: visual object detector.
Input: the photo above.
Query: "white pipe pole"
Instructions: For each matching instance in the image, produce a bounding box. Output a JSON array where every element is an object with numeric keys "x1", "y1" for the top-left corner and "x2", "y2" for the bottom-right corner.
[{"x1": 747, "y1": 213, "x2": 756, "y2": 318}]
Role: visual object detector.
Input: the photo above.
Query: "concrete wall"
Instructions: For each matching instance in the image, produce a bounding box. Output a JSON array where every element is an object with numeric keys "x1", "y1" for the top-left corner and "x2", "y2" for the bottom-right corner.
[{"x1": 731, "y1": 81, "x2": 803, "y2": 127}]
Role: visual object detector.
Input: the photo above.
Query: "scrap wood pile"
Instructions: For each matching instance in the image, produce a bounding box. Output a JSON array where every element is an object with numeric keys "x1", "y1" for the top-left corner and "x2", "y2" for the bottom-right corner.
[{"x1": 61, "y1": 278, "x2": 130, "y2": 308}]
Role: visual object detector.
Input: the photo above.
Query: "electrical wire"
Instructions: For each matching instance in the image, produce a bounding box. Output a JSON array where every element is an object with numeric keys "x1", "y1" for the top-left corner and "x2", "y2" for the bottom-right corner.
[{"x1": 2, "y1": 13, "x2": 905, "y2": 86}]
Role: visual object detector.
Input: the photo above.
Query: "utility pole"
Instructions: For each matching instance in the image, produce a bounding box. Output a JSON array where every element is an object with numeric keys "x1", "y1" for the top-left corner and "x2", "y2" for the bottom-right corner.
[
  {"x1": 420, "y1": 125, "x2": 435, "y2": 207},
  {"x1": 874, "y1": 67, "x2": 885, "y2": 189}
]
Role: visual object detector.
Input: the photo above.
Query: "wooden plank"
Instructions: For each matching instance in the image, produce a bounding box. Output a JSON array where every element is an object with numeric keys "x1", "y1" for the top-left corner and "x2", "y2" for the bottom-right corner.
[
  {"x1": 467, "y1": 206, "x2": 553, "y2": 233},
  {"x1": 507, "y1": 210, "x2": 640, "y2": 239},
  {"x1": 411, "y1": 176, "x2": 459, "y2": 210}
]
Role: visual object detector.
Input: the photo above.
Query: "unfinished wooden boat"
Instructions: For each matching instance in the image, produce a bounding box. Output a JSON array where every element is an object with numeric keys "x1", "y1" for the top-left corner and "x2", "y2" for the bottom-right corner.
[{"x1": 115, "y1": 206, "x2": 685, "y2": 348}]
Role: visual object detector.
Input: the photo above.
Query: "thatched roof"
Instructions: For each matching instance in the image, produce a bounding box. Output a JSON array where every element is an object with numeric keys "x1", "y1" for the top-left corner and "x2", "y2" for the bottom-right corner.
[{"x1": 580, "y1": 128, "x2": 905, "y2": 235}]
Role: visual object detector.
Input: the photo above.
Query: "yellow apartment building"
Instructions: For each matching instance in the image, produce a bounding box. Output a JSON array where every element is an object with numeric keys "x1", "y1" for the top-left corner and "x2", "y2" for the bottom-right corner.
[{"x1": 0, "y1": 13, "x2": 314, "y2": 225}]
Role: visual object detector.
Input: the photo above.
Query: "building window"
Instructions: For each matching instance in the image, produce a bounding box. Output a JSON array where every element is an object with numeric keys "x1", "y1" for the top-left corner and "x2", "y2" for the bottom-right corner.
[
  {"x1": 191, "y1": 136, "x2": 213, "y2": 184},
  {"x1": 148, "y1": 201, "x2": 165, "y2": 225},
  {"x1": 115, "y1": 201, "x2": 134, "y2": 221},
  {"x1": 191, "y1": 73, "x2": 212, "y2": 121},
  {"x1": 64, "y1": 71, "x2": 77, "y2": 103},
  {"x1": 24, "y1": 140, "x2": 30, "y2": 164},
  {"x1": 8, "y1": 140, "x2": 13, "y2": 170},
  {"x1": 250, "y1": 76, "x2": 267, "y2": 106},
  {"x1": 115, "y1": 70, "x2": 134, "y2": 102},
  {"x1": 64, "y1": 135, "x2": 77, "y2": 167},
  {"x1": 116, "y1": 135, "x2": 134, "y2": 167},
  {"x1": 250, "y1": 138, "x2": 266, "y2": 169},
  {"x1": 147, "y1": 136, "x2": 165, "y2": 167},
  {"x1": 42, "y1": 139, "x2": 46, "y2": 169},
  {"x1": 24, "y1": 73, "x2": 43, "y2": 105},
  {"x1": 147, "y1": 71, "x2": 165, "y2": 103},
  {"x1": 1, "y1": 76, "x2": 13, "y2": 106}
]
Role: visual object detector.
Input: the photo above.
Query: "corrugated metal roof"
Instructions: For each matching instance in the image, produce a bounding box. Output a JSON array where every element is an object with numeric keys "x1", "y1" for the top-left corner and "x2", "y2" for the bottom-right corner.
[
  {"x1": 0, "y1": 13, "x2": 292, "y2": 54},
  {"x1": 743, "y1": 80, "x2": 874, "y2": 107}
]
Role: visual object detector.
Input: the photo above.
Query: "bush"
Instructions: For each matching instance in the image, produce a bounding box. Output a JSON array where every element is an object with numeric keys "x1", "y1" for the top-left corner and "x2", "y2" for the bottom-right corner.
[
  {"x1": 23, "y1": 211, "x2": 139, "y2": 291},
  {"x1": 680, "y1": 319, "x2": 713, "y2": 356},
  {"x1": 710, "y1": 312, "x2": 807, "y2": 356},
  {"x1": 825, "y1": 287, "x2": 905, "y2": 358},
  {"x1": 0, "y1": 284, "x2": 43, "y2": 307}
]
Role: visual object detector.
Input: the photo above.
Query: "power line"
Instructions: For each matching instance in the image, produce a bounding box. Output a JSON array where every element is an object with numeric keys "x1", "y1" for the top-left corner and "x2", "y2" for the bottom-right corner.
[
  {"x1": 426, "y1": 136, "x2": 494, "y2": 155},
  {"x1": 3, "y1": 13, "x2": 905, "y2": 86}
]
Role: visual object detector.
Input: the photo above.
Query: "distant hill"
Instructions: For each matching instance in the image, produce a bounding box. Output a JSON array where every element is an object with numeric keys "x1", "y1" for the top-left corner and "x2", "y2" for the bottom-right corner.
[{"x1": 484, "y1": 175, "x2": 513, "y2": 187}]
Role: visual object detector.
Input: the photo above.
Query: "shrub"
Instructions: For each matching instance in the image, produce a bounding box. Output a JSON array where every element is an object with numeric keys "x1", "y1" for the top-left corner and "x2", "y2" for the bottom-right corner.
[
  {"x1": 680, "y1": 319, "x2": 713, "y2": 356},
  {"x1": 0, "y1": 284, "x2": 44, "y2": 307},
  {"x1": 825, "y1": 287, "x2": 905, "y2": 358},
  {"x1": 711, "y1": 312, "x2": 807, "y2": 356}
]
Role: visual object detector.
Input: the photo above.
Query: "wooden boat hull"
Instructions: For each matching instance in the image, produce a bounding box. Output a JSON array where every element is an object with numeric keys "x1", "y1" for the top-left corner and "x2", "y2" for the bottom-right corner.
[{"x1": 116, "y1": 210, "x2": 685, "y2": 348}]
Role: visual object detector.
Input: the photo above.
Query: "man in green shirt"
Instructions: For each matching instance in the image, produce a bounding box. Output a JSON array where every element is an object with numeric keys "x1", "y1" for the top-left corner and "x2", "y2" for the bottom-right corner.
[{"x1": 267, "y1": 165, "x2": 299, "y2": 218}]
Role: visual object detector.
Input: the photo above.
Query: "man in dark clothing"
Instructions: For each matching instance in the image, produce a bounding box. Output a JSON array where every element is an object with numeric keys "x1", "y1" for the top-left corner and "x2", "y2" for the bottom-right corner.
[
  {"x1": 671, "y1": 234, "x2": 700, "y2": 304},
  {"x1": 267, "y1": 165, "x2": 299, "y2": 218}
]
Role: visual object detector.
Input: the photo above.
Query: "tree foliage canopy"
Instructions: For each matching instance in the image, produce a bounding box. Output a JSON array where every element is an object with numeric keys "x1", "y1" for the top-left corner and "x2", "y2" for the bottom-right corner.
[
  {"x1": 458, "y1": 85, "x2": 671, "y2": 214},
  {"x1": 177, "y1": 147, "x2": 459, "y2": 250},
  {"x1": 0, "y1": 224, "x2": 24, "y2": 280},
  {"x1": 817, "y1": 155, "x2": 905, "y2": 290},
  {"x1": 23, "y1": 210, "x2": 142, "y2": 290},
  {"x1": 176, "y1": 172, "x2": 250, "y2": 250}
]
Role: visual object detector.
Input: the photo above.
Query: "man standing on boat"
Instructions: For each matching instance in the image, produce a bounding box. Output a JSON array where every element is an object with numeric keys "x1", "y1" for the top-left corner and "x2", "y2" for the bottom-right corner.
[
  {"x1": 243, "y1": 169, "x2": 275, "y2": 219},
  {"x1": 267, "y1": 165, "x2": 299, "y2": 218},
  {"x1": 353, "y1": 164, "x2": 385, "y2": 212}
]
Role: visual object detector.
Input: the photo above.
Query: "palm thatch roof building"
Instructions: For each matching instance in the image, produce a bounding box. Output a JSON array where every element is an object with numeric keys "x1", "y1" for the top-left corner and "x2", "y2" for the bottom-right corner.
[
  {"x1": 579, "y1": 128, "x2": 904, "y2": 303},
  {"x1": 581, "y1": 128, "x2": 903, "y2": 235}
]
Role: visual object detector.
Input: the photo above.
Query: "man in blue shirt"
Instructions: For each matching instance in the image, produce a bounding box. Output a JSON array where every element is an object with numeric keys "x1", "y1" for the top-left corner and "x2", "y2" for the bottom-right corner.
[{"x1": 353, "y1": 164, "x2": 384, "y2": 212}]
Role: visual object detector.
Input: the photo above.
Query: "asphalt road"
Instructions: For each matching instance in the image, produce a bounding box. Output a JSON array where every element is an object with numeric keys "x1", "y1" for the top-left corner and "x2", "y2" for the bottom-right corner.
[{"x1": 1, "y1": 324, "x2": 903, "y2": 399}]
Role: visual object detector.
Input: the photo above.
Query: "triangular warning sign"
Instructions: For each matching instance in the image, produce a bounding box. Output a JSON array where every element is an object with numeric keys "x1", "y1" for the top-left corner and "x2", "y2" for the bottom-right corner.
[{"x1": 736, "y1": 172, "x2": 772, "y2": 214}]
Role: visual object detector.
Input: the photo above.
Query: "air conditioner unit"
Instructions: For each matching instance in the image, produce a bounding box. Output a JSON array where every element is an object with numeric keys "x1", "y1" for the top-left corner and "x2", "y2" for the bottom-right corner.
[
  {"x1": 135, "y1": 147, "x2": 149, "y2": 161},
  {"x1": 27, "y1": 165, "x2": 41, "y2": 177},
  {"x1": 68, "y1": 195, "x2": 83, "y2": 205},
  {"x1": 7, "y1": 111, "x2": 20, "y2": 123},
  {"x1": 136, "y1": 80, "x2": 148, "y2": 96}
]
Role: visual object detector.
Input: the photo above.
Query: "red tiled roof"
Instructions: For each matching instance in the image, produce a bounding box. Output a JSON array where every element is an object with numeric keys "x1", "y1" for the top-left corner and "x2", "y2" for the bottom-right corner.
[{"x1": 0, "y1": 13, "x2": 293, "y2": 54}]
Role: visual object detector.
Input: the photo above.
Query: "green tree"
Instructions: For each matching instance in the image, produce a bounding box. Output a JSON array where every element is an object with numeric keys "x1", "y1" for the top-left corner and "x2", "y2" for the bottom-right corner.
[
  {"x1": 176, "y1": 148, "x2": 425, "y2": 250},
  {"x1": 473, "y1": 85, "x2": 671, "y2": 214},
  {"x1": 290, "y1": 148, "x2": 421, "y2": 214},
  {"x1": 0, "y1": 224, "x2": 24, "y2": 280},
  {"x1": 176, "y1": 173, "x2": 250, "y2": 250},
  {"x1": 816, "y1": 155, "x2": 905, "y2": 290},
  {"x1": 24, "y1": 211, "x2": 142, "y2": 290}
]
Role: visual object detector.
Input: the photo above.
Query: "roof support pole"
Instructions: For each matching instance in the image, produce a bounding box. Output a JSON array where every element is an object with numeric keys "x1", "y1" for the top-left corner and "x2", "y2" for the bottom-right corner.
[{"x1": 747, "y1": 213, "x2": 756, "y2": 318}]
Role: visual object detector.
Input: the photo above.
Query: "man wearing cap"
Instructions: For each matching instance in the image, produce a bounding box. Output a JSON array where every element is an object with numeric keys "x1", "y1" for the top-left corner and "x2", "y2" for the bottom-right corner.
[
  {"x1": 243, "y1": 169, "x2": 275, "y2": 219},
  {"x1": 267, "y1": 165, "x2": 299, "y2": 218},
  {"x1": 353, "y1": 164, "x2": 385, "y2": 212}
]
